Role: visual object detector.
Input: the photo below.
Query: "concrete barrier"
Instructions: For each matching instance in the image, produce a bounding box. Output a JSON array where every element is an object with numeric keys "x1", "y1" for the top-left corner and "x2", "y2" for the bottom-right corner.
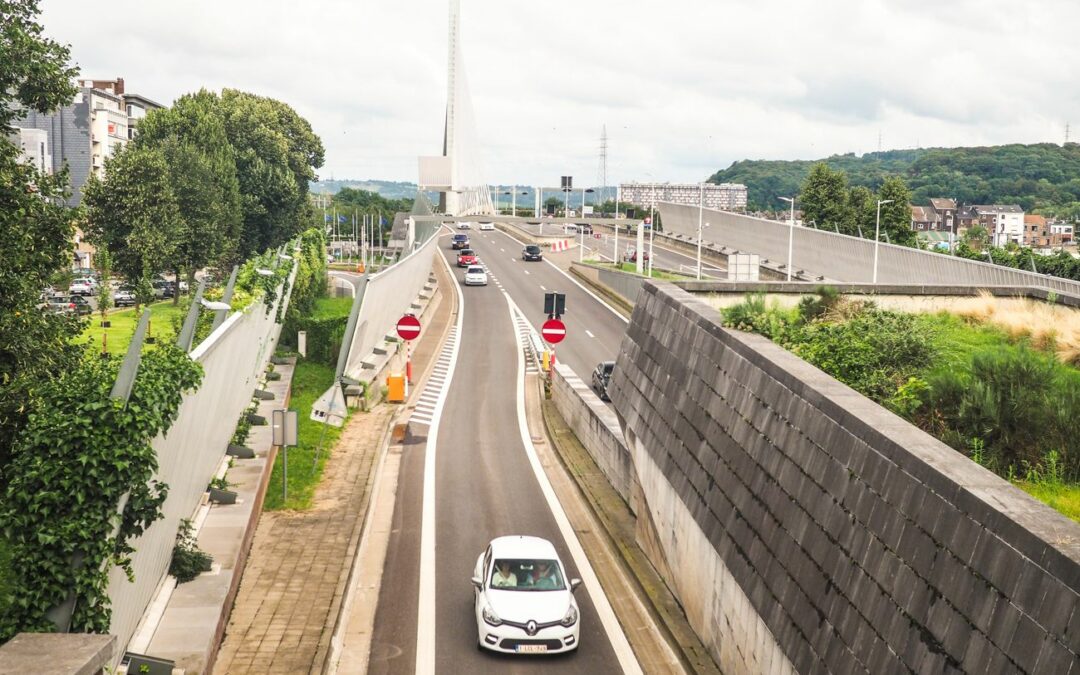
[
  {"x1": 611, "y1": 280, "x2": 1080, "y2": 674},
  {"x1": 549, "y1": 363, "x2": 636, "y2": 511}
]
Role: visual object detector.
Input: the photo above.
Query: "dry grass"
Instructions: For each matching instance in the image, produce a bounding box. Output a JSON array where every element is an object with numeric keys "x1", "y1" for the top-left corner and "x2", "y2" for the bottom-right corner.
[{"x1": 945, "y1": 291, "x2": 1080, "y2": 365}]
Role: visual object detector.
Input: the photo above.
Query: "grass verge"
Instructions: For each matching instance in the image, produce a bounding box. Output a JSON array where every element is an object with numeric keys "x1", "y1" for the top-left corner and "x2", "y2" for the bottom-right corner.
[
  {"x1": 1013, "y1": 482, "x2": 1080, "y2": 523},
  {"x1": 263, "y1": 358, "x2": 348, "y2": 511},
  {"x1": 77, "y1": 301, "x2": 188, "y2": 355}
]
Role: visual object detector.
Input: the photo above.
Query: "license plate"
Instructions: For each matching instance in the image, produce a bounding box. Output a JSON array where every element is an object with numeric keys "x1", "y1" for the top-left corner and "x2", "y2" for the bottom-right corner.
[{"x1": 516, "y1": 644, "x2": 548, "y2": 654}]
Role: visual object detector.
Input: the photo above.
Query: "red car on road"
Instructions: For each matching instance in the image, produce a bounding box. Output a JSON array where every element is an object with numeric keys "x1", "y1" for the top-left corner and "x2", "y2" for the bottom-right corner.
[
  {"x1": 623, "y1": 247, "x2": 650, "y2": 263},
  {"x1": 457, "y1": 248, "x2": 479, "y2": 267}
]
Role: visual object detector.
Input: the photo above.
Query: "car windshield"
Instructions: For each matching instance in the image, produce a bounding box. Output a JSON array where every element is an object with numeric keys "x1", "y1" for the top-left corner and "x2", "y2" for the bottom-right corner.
[
  {"x1": 460, "y1": 249, "x2": 474, "y2": 256},
  {"x1": 489, "y1": 558, "x2": 565, "y2": 591},
  {"x1": 526, "y1": 246, "x2": 540, "y2": 253},
  {"x1": 603, "y1": 363, "x2": 615, "y2": 375},
  {"x1": 467, "y1": 266, "x2": 484, "y2": 274},
  {"x1": 453, "y1": 234, "x2": 467, "y2": 240}
]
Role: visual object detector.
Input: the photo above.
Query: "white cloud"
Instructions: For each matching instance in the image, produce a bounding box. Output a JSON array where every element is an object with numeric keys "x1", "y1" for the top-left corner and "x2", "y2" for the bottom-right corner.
[{"x1": 40, "y1": 0, "x2": 1080, "y2": 187}]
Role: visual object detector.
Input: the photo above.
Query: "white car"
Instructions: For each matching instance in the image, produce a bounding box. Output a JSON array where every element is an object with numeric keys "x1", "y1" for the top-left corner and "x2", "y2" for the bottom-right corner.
[
  {"x1": 479, "y1": 222, "x2": 495, "y2": 231},
  {"x1": 472, "y1": 536, "x2": 581, "y2": 654},
  {"x1": 464, "y1": 265, "x2": 488, "y2": 286},
  {"x1": 458, "y1": 221, "x2": 472, "y2": 229},
  {"x1": 69, "y1": 277, "x2": 97, "y2": 296}
]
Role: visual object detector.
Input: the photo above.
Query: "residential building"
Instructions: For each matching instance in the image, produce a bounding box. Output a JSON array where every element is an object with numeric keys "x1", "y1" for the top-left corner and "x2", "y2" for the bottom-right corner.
[
  {"x1": 956, "y1": 206, "x2": 979, "y2": 233},
  {"x1": 973, "y1": 204, "x2": 1025, "y2": 247},
  {"x1": 1023, "y1": 214, "x2": 1054, "y2": 248},
  {"x1": 1050, "y1": 222, "x2": 1074, "y2": 243},
  {"x1": 123, "y1": 93, "x2": 164, "y2": 140},
  {"x1": 13, "y1": 127, "x2": 52, "y2": 174},
  {"x1": 619, "y1": 182, "x2": 748, "y2": 211},
  {"x1": 910, "y1": 205, "x2": 939, "y2": 231},
  {"x1": 929, "y1": 198, "x2": 957, "y2": 232}
]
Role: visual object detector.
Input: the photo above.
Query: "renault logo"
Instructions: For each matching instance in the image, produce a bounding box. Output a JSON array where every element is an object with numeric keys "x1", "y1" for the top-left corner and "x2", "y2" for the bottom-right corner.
[{"x1": 525, "y1": 620, "x2": 538, "y2": 636}]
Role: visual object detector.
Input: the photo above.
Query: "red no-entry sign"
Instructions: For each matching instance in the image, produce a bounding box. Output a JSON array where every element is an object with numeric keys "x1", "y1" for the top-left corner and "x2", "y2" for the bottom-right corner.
[
  {"x1": 396, "y1": 314, "x2": 421, "y2": 341},
  {"x1": 541, "y1": 319, "x2": 566, "y2": 344}
]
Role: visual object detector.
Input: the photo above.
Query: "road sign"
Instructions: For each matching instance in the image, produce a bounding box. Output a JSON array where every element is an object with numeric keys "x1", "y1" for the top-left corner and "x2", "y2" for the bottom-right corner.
[
  {"x1": 644, "y1": 216, "x2": 652, "y2": 225},
  {"x1": 396, "y1": 314, "x2": 421, "y2": 341},
  {"x1": 542, "y1": 319, "x2": 566, "y2": 344},
  {"x1": 543, "y1": 292, "x2": 566, "y2": 318},
  {"x1": 594, "y1": 233, "x2": 602, "y2": 239}
]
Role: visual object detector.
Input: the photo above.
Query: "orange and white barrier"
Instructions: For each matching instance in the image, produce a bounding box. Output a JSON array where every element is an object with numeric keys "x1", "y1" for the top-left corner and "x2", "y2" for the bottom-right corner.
[{"x1": 550, "y1": 239, "x2": 571, "y2": 253}]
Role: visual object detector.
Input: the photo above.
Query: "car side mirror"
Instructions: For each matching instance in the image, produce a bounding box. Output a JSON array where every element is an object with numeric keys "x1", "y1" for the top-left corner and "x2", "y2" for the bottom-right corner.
[
  {"x1": 570, "y1": 578, "x2": 582, "y2": 592},
  {"x1": 471, "y1": 575, "x2": 483, "y2": 589}
]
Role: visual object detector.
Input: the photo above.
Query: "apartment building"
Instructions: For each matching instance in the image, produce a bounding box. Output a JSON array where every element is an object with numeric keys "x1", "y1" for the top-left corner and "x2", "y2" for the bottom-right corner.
[
  {"x1": 619, "y1": 182, "x2": 748, "y2": 211},
  {"x1": 973, "y1": 204, "x2": 1025, "y2": 247}
]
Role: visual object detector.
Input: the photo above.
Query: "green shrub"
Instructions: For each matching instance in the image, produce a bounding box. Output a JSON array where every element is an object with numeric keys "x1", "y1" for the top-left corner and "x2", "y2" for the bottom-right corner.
[
  {"x1": 797, "y1": 285, "x2": 841, "y2": 322},
  {"x1": 169, "y1": 519, "x2": 212, "y2": 584}
]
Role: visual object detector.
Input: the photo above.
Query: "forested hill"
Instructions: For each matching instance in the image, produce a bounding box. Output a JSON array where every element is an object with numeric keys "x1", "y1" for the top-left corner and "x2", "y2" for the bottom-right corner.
[{"x1": 709, "y1": 143, "x2": 1080, "y2": 217}]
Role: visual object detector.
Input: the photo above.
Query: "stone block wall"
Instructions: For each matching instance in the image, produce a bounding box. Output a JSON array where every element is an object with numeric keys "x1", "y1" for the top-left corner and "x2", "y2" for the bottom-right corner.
[{"x1": 610, "y1": 281, "x2": 1080, "y2": 674}]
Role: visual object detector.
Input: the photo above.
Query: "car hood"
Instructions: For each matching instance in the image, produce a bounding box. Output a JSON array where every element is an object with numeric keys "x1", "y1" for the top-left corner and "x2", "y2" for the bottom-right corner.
[{"x1": 486, "y1": 588, "x2": 572, "y2": 623}]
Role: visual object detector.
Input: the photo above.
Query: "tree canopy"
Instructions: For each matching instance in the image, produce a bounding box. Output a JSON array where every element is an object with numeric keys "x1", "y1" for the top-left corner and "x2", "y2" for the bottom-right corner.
[
  {"x1": 799, "y1": 164, "x2": 917, "y2": 246},
  {"x1": 0, "y1": 0, "x2": 84, "y2": 483},
  {"x1": 710, "y1": 143, "x2": 1080, "y2": 218}
]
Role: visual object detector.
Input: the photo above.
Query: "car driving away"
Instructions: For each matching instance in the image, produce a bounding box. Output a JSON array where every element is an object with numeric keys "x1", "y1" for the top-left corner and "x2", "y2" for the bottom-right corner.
[
  {"x1": 591, "y1": 361, "x2": 615, "y2": 401},
  {"x1": 622, "y1": 247, "x2": 649, "y2": 263},
  {"x1": 464, "y1": 265, "x2": 488, "y2": 286},
  {"x1": 522, "y1": 245, "x2": 543, "y2": 261},
  {"x1": 472, "y1": 536, "x2": 581, "y2": 655},
  {"x1": 457, "y1": 248, "x2": 478, "y2": 267},
  {"x1": 479, "y1": 222, "x2": 495, "y2": 231},
  {"x1": 451, "y1": 233, "x2": 470, "y2": 250},
  {"x1": 458, "y1": 220, "x2": 472, "y2": 229}
]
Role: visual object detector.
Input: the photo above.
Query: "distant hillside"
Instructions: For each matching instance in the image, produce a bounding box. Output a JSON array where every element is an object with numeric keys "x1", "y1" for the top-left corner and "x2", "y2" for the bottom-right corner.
[
  {"x1": 313, "y1": 179, "x2": 421, "y2": 200},
  {"x1": 709, "y1": 143, "x2": 1080, "y2": 217},
  {"x1": 311, "y1": 180, "x2": 618, "y2": 209}
]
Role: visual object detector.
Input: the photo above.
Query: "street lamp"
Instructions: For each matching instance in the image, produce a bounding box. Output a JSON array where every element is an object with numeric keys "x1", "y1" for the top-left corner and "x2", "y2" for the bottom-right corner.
[
  {"x1": 579, "y1": 188, "x2": 595, "y2": 262},
  {"x1": 779, "y1": 196, "x2": 796, "y2": 281},
  {"x1": 697, "y1": 182, "x2": 705, "y2": 280},
  {"x1": 696, "y1": 222, "x2": 711, "y2": 280},
  {"x1": 873, "y1": 199, "x2": 894, "y2": 284}
]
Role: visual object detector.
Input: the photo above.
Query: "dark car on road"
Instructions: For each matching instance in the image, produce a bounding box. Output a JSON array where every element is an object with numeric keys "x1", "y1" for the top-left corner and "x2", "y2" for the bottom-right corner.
[
  {"x1": 451, "y1": 233, "x2": 470, "y2": 250},
  {"x1": 46, "y1": 294, "x2": 92, "y2": 317},
  {"x1": 522, "y1": 245, "x2": 543, "y2": 262},
  {"x1": 457, "y1": 249, "x2": 478, "y2": 267},
  {"x1": 592, "y1": 361, "x2": 615, "y2": 401},
  {"x1": 152, "y1": 279, "x2": 175, "y2": 299}
]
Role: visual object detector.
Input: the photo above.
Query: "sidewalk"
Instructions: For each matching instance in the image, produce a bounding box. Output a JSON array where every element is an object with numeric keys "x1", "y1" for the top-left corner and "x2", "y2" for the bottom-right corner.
[{"x1": 212, "y1": 266, "x2": 453, "y2": 675}]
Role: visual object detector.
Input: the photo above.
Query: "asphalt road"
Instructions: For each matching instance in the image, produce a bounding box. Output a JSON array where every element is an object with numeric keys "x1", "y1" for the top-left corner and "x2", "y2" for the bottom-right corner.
[
  {"x1": 461, "y1": 227, "x2": 629, "y2": 387},
  {"x1": 367, "y1": 232, "x2": 630, "y2": 674}
]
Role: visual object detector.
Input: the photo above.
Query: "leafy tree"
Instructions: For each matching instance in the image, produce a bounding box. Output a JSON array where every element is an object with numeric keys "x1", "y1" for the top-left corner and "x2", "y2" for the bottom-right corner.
[
  {"x1": 846, "y1": 185, "x2": 875, "y2": 237},
  {"x1": 877, "y1": 175, "x2": 917, "y2": 246},
  {"x1": 83, "y1": 146, "x2": 182, "y2": 299},
  {"x1": 219, "y1": 89, "x2": 324, "y2": 256},
  {"x1": 799, "y1": 163, "x2": 852, "y2": 233},
  {"x1": 0, "y1": 0, "x2": 84, "y2": 483},
  {"x1": 962, "y1": 225, "x2": 990, "y2": 251},
  {"x1": 134, "y1": 89, "x2": 243, "y2": 298}
]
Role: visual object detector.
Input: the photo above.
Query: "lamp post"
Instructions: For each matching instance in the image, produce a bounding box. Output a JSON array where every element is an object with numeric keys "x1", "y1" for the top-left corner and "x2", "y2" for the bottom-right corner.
[
  {"x1": 697, "y1": 182, "x2": 704, "y2": 280},
  {"x1": 873, "y1": 199, "x2": 894, "y2": 284},
  {"x1": 779, "y1": 196, "x2": 796, "y2": 281},
  {"x1": 648, "y1": 198, "x2": 655, "y2": 277}
]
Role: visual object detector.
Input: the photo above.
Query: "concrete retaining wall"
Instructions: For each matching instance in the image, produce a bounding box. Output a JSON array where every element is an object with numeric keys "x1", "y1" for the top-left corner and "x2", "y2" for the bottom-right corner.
[
  {"x1": 550, "y1": 363, "x2": 636, "y2": 509},
  {"x1": 611, "y1": 281, "x2": 1080, "y2": 674}
]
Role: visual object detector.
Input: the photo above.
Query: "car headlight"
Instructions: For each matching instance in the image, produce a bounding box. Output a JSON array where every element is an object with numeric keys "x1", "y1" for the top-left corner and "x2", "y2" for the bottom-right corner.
[
  {"x1": 560, "y1": 605, "x2": 578, "y2": 627},
  {"x1": 482, "y1": 604, "x2": 502, "y2": 626}
]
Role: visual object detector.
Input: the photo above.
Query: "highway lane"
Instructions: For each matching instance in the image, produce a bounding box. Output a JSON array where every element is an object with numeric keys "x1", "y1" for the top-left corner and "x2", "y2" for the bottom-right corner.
[
  {"x1": 369, "y1": 232, "x2": 634, "y2": 674},
  {"x1": 462, "y1": 228, "x2": 629, "y2": 389}
]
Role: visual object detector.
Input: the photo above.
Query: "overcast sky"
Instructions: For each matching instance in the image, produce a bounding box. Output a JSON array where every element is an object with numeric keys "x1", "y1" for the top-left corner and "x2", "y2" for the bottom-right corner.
[{"x1": 41, "y1": 0, "x2": 1080, "y2": 187}]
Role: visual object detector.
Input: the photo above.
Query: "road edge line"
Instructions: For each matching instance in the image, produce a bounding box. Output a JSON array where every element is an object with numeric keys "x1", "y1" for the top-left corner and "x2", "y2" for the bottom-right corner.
[
  {"x1": 415, "y1": 240, "x2": 466, "y2": 675},
  {"x1": 502, "y1": 292, "x2": 642, "y2": 675}
]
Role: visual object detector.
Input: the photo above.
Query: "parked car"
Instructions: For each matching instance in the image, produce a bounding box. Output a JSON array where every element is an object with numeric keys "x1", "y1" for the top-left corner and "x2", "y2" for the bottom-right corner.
[
  {"x1": 464, "y1": 265, "x2": 488, "y2": 286},
  {"x1": 591, "y1": 361, "x2": 615, "y2": 401},
  {"x1": 622, "y1": 247, "x2": 650, "y2": 263},
  {"x1": 522, "y1": 245, "x2": 543, "y2": 262},
  {"x1": 578, "y1": 224, "x2": 593, "y2": 235},
  {"x1": 46, "y1": 294, "x2": 92, "y2": 316},
  {"x1": 113, "y1": 286, "x2": 137, "y2": 307},
  {"x1": 457, "y1": 249, "x2": 479, "y2": 268},
  {"x1": 69, "y1": 277, "x2": 97, "y2": 296},
  {"x1": 563, "y1": 224, "x2": 579, "y2": 234},
  {"x1": 152, "y1": 279, "x2": 175, "y2": 299},
  {"x1": 479, "y1": 222, "x2": 495, "y2": 231},
  {"x1": 451, "y1": 233, "x2": 470, "y2": 250},
  {"x1": 472, "y1": 536, "x2": 581, "y2": 654}
]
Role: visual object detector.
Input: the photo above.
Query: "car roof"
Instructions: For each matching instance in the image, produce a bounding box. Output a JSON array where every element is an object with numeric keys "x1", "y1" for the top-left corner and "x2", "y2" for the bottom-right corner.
[
  {"x1": 466, "y1": 265, "x2": 485, "y2": 272},
  {"x1": 488, "y1": 535, "x2": 559, "y2": 559}
]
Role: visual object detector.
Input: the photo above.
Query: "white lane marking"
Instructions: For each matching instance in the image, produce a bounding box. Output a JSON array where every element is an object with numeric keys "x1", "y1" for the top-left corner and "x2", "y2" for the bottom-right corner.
[
  {"x1": 540, "y1": 285, "x2": 547, "y2": 291},
  {"x1": 501, "y1": 293, "x2": 642, "y2": 675},
  {"x1": 500, "y1": 247, "x2": 506, "y2": 252},
  {"x1": 585, "y1": 330, "x2": 595, "y2": 338},
  {"x1": 494, "y1": 228, "x2": 628, "y2": 325},
  {"x1": 415, "y1": 252, "x2": 466, "y2": 675},
  {"x1": 524, "y1": 270, "x2": 530, "y2": 275}
]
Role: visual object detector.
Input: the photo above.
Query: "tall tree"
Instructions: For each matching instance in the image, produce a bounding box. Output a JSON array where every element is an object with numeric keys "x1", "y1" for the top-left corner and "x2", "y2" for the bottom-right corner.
[
  {"x1": 0, "y1": 0, "x2": 84, "y2": 483},
  {"x1": 800, "y1": 163, "x2": 852, "y2": 233},
  {"x1": 83, "y1": 146, "x2": 182, "y2": 296},
  {"x1": 220, "y1": 89, "x2": 324, "y2": 256},
  {"x1": 846, "y1": 186, "x2": 875, "y2": 237},
  {"x1": 135, "y1": 90, "x2": 243, "y2": 297},
  {"x1": 877, "y1": 175, "x2": 917, "y2": 246}
]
